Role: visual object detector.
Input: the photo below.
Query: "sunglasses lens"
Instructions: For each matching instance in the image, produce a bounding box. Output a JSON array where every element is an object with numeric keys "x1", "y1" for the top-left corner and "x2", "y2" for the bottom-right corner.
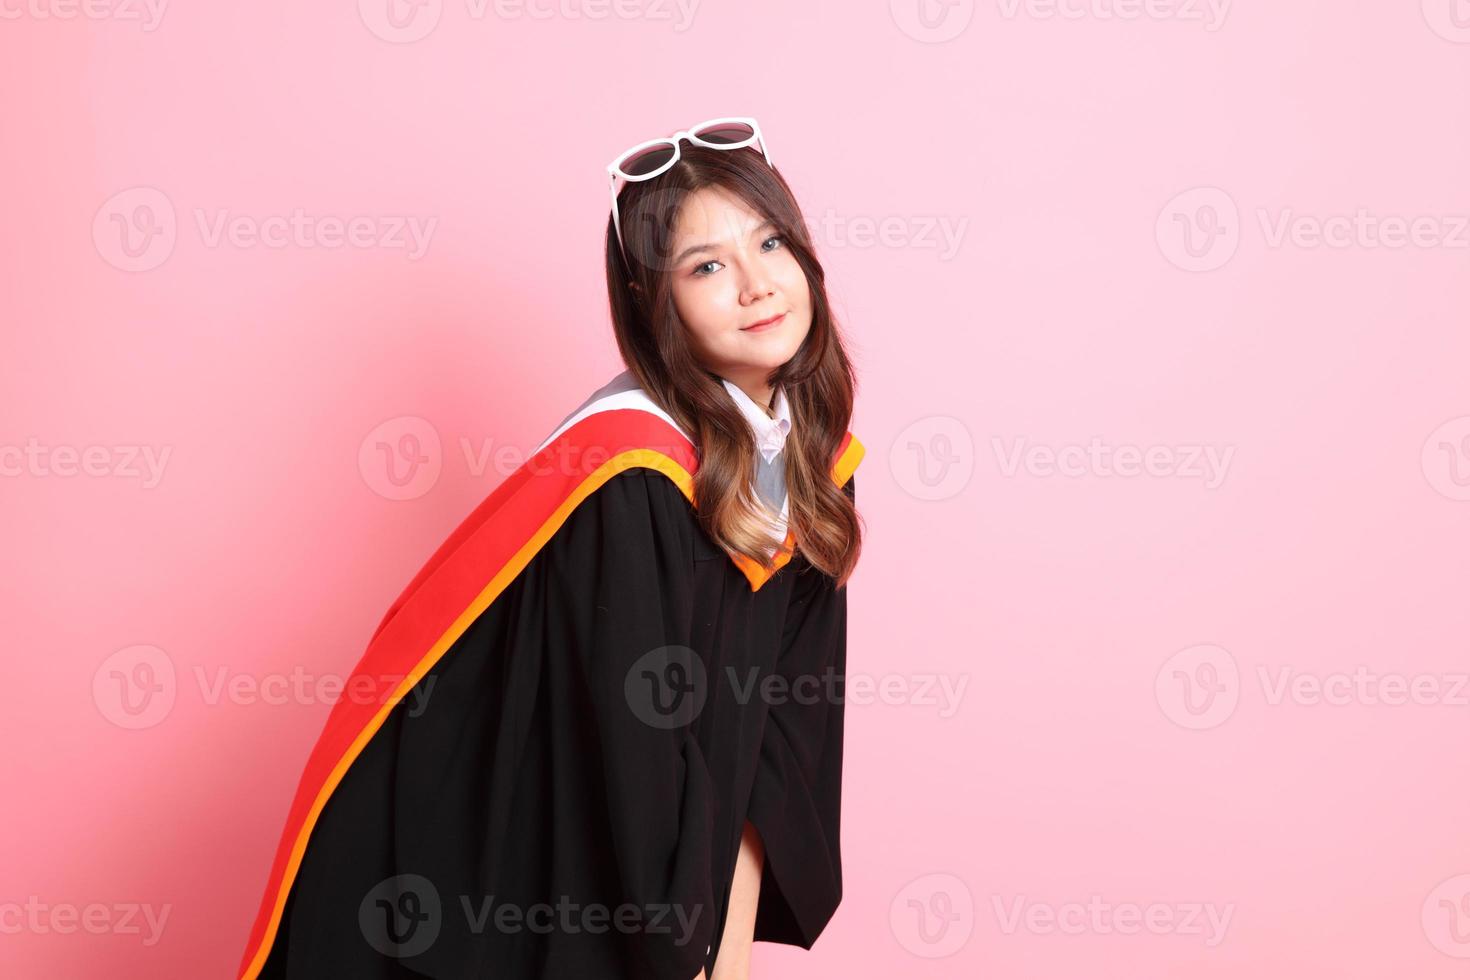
[
  {"x1": 693, "y1": 122, "x2": 756, "y2": 146},
  {"x1": 620, "y1": 144, "x2": 676, "y2": 178}
]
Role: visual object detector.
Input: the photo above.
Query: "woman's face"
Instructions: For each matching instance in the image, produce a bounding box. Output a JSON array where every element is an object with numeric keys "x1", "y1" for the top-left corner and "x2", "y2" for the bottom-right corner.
[{"x1": 665, "y1": 186, "x2": 811, "y2": 395}]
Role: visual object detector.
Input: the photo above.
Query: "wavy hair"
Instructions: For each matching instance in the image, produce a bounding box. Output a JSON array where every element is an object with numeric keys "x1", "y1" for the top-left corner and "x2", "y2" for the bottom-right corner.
[{"x1": 603, "y1": 142, "x2": 863, "y2": 586}]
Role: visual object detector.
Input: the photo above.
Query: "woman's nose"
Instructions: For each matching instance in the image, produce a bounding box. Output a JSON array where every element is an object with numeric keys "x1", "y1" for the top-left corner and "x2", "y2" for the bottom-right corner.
[{"x1": 738, "y1": 262, "x2": 775, "y2": 302}]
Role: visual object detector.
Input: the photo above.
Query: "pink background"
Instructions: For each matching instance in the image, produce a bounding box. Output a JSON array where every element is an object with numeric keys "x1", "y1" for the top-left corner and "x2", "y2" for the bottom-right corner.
[{"x1": 4, "y1": 2, "x2": 1470, "y2": 977}]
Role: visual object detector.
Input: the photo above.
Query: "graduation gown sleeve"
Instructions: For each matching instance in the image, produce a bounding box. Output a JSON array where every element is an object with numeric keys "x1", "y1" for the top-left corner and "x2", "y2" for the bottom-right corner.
[
  {"x1": 244, "y1": 464, "x2": 728, "y2": 979},
  {"x1": 555, "y1": 467, "x2": 719, "y2": 979},
  {"x1": 746, "y1": 474, "x2": 854, "y2": 949}
]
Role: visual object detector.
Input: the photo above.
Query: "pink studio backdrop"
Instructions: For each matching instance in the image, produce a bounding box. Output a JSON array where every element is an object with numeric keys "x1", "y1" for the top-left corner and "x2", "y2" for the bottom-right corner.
[{"x1": 3, "y1": 3, "x2": 1470, "y2": 978}]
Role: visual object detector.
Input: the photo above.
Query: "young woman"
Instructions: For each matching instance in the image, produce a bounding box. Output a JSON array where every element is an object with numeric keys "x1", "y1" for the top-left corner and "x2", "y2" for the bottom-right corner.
[{"x1": 238, "y1": 118, "x2": 865, "y2": 980}]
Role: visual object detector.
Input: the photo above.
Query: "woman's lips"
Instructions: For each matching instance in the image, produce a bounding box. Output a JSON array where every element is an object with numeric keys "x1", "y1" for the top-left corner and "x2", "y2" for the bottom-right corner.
[{"x1": 741, "y1": 312, "x2": 787, "y2": 333}]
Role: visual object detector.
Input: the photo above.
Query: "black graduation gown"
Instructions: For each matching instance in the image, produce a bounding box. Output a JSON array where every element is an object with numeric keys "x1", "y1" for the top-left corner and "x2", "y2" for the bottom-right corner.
[{"x1": 238, "y1": 373, "x2": 865, "y2": 979}]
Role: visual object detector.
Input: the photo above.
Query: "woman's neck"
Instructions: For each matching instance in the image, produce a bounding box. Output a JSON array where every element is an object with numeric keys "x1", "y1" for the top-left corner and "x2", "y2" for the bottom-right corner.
[{"x1": 724, "y1": 376, "x2": 775, "y2": 415}]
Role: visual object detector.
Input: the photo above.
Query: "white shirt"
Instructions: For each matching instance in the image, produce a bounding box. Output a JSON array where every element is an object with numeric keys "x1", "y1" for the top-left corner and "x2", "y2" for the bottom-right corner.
[{"x1": 720, "y1": 377, "x2": 792, "y2": 548}]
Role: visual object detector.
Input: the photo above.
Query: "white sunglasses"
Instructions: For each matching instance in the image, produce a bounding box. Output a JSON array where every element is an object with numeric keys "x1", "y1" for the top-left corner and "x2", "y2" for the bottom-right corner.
[{"x1": 606, "y1": 116, "x2": 774, "y2": 266}]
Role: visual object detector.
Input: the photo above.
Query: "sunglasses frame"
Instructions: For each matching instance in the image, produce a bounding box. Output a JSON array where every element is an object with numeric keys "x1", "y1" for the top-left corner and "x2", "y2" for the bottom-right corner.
[{"x1": 606, "y1": 116, "x2": 774, "y2": 267}]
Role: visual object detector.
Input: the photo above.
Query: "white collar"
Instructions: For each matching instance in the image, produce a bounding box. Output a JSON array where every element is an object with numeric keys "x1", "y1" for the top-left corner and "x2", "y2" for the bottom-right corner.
[{"x1": 720, "y1": 377, "x2": 792, "y2": 464}]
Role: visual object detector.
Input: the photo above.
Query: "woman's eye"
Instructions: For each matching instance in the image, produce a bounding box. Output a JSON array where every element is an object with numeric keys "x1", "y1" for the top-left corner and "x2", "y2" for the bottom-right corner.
[{"x1": 692, "y1": 236, "x2": 782, "y2": 277}]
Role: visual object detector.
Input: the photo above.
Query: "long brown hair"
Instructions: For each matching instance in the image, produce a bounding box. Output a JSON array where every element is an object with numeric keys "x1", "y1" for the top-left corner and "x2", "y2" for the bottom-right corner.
[{"x1": 604, "y1": 142, "x2": 863, "y2": 587}]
